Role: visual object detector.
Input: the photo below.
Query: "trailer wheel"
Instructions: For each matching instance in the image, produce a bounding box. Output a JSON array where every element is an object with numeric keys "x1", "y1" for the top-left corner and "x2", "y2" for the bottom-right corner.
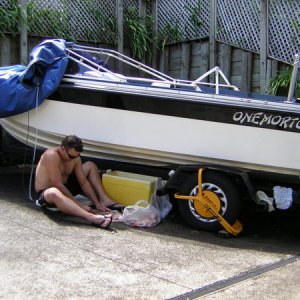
[{"x1": 177, "y1": 171, "x2": 240, "y2": 232}]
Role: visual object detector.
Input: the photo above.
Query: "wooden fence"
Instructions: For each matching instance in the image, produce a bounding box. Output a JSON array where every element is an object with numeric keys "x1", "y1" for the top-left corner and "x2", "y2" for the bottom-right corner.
[
  {"x1": 161, "y1": 39, "x2": 285, "y2": 93},
  {"x1": 0, "y1": 35, "x2": 287, "y2": 94}
]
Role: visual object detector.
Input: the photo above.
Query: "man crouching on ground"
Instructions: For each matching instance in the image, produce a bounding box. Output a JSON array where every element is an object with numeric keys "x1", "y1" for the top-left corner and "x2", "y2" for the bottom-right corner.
[{"x1": 35, "y1": 135, "x2": 122, "y2": 228}]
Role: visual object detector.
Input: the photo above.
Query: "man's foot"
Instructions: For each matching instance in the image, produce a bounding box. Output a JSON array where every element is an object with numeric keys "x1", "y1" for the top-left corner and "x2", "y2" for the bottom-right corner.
[
  {"x1": 92, "y1": 214, "x2": 112, "y2": 229},
  {"x1": 90, "y1": 202, "x2": 125, "y2": 213},
  {"x1": 107, "y1": 203, "x2": 125, "y2": 213}
]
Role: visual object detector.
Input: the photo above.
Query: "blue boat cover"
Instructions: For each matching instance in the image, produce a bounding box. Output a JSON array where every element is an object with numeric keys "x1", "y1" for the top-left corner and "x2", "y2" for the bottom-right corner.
[{"x1": 0, "y1": 39, "x2": 69, "y2": 118}]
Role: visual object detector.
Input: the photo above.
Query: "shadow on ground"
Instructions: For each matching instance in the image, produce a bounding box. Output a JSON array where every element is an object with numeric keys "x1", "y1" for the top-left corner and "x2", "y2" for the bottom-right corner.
[{"x1": 1, "y1": 165, "x2": 300, "y2": 256}]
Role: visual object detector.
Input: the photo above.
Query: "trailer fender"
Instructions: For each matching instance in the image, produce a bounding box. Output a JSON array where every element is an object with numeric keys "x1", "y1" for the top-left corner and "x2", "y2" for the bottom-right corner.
[{"x1": 163, "y1": 164, "x2": 264, "y2": 208}]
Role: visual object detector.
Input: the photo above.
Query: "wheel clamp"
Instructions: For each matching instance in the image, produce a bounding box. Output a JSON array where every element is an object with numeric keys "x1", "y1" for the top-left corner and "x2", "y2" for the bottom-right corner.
[{"x1": 174, "y1": 169, "x2": 243, "y2": 236}]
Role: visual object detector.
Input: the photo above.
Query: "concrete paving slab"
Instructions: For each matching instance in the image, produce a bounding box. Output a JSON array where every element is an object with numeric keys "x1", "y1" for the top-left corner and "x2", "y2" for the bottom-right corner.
[
  {"x1": 0, "y1": 166, "x2": 300, "y2": 299},
  {"x1": 200, "y1": 259, "x2": 300, "y2": 300}
]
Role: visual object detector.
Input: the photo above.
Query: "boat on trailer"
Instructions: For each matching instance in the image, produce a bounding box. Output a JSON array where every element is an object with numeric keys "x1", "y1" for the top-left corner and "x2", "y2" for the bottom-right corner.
[{"x1": 0, "y1": 39, "x2": 299, "y2": 233}]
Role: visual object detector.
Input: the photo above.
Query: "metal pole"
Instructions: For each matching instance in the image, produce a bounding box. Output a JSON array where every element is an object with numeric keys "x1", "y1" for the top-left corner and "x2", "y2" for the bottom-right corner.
[
  {"x1": 209, "y1": 0, "x2": 217, "y2": 81},
  {"x1": 286, "y1": 54, "x2": 299, "y2": 103}
]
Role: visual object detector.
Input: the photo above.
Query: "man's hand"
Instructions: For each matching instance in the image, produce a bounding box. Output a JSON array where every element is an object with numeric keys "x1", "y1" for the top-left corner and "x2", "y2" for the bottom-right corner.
[
  {"x1": 81, "y1": 204, "x2": 111, "y2": 213},
  {"x1": 81, "y1": 204, "x2": 94, "y2": 213},
  {"x1": 95, "y1": 203, "x2": 111, "y2": 212}
]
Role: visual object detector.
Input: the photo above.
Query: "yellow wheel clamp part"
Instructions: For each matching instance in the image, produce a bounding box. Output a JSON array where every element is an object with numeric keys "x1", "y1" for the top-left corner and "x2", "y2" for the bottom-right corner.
[{"x1": 174, "y1": 169, "x2": 243, "y2": 236}]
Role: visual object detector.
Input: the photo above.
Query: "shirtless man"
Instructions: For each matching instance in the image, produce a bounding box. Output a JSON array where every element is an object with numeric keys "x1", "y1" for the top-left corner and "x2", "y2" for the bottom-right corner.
[{"x1": 35, "y1": 135, "x2": 122, "y2": 228}]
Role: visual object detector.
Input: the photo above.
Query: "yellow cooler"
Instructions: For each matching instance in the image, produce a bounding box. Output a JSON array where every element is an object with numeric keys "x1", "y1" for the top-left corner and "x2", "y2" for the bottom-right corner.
[{"x1": 102, "y1": 171, "x2": 158, "y2": 206}]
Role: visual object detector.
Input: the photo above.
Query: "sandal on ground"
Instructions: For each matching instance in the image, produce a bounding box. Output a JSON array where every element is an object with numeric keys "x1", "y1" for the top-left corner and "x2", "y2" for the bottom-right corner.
[{"x1": 92, "y1": 215, "x2": 112, "y2": 229}]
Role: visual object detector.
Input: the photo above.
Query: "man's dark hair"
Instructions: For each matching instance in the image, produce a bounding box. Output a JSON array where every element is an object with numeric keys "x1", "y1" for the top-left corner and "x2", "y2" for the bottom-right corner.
[{"x1": 61, "y1": 135, "x2": 83, "y2": 152}]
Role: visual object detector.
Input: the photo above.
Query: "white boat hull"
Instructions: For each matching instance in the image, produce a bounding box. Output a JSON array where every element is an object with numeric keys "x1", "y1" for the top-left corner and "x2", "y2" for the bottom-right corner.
[{"x1": 1, "y1": 99, "x2": 300, "y2": 176}]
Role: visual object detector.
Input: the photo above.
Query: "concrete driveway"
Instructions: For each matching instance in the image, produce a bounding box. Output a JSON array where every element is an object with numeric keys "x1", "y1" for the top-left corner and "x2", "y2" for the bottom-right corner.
[{"x1": 0, "y1": 165, "x2": 300, "y2": 299}]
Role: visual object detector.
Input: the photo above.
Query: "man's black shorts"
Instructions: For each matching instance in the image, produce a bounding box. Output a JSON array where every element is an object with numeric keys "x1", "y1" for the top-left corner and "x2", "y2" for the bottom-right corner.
[{"x1": 36, "y1": 174, "x2": 83, "y2": 210}]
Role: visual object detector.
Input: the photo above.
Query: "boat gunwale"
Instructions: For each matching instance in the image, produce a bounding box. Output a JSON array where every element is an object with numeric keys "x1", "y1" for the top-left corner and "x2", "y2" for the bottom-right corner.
[{"x1": 59, "y1": 76, "x2": 300, "y2": 114}]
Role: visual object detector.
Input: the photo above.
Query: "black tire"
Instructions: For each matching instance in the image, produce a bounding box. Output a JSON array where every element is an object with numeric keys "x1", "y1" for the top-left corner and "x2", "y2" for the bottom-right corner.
[{"x1": 177, "y1": 171, "x2": 241, "y2": 232}]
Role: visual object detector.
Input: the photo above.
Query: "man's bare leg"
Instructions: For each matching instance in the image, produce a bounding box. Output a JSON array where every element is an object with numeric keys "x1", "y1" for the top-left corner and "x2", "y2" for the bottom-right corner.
[
  {"x1": 43, "y1": 187, "x2": 112, "y2": 227},
  {"x1": 82, "y1": 161, "x2": 120, "y2": 207}
]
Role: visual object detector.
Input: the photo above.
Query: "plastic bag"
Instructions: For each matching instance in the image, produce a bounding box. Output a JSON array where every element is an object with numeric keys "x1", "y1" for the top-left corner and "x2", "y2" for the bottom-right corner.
[
  {"x1": 151, "y1": 194, "x2": 172, "y2": 219},
  {"x1": 151, "y1": 179, "x2": 172, "y2": 219},
  {"x1": 122, "y1": 178, "x2": 172, "y2": 227},
  {"x1": 256, "y1": 190, "x2": 275, "y2": 212},
  {"x1": 273, "y1": 186, "x2": 293, "y2": 210},
  {"x1": 123, "y1": 200, "x2": 161, "y2": 227}
]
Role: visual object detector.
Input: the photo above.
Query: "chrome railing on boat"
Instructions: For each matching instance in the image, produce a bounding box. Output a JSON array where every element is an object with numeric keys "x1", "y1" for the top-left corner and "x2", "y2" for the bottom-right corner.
[
  {"x1": 192, "y1": 66, "x2": 239, "y2": 94},
  {"x1": 65, "y1": 43, "x2": 239, "y2": 94}
]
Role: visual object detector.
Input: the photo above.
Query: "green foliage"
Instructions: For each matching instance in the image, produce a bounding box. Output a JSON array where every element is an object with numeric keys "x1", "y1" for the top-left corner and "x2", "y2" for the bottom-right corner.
[
  {"x1": 0, "y1": 1, "x2": 182, "y2": 53},
  {"x1": 185, "y1": 0, "x2": 203, "y2": 28},
  {"x1": 156, "y1": 22, "x2": 182, "y2": 51},
  {"x1": 27, "y1": 1, "x2": 75, "y2": 41},
  {"x1": 80, "y1": 1, "x2": 117, "y2": 44},
  {"x1": 79, "y1": 6, "x2": 103, "y2": 42},
  {"x1": 106, "y1": 14, "x2": 118, "y2": 45},
  {"x1": 268, "y1": 66, "x2": 300, "y2": 98},
  {"x1": 290, "y1": 16, "x2": 300, "y2": 45},
  {"x1": 0, "y1": 0, "x2": 21, "y2": 37},
  {"x1": 124, "y1": 6, "x2": 154, "y2": 60}
]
